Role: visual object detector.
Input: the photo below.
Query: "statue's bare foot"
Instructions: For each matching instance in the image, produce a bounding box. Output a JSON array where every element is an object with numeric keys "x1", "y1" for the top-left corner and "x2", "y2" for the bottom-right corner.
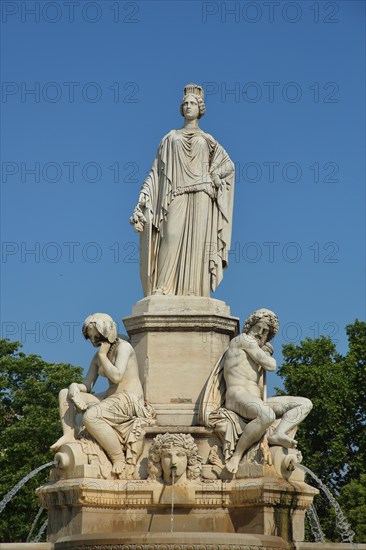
[
  {"x1": 268, "y1": 433, "x2": 297, "y2": 448},
  {"x1": 226, "y1": 455, "x2": 240, "y2": 474},
  {"x1": 112, "y1": 460, "x2": 126, "y2": 477},
  {"x1": 50, "y1": 434, "x2": 76, "y2": 452}
]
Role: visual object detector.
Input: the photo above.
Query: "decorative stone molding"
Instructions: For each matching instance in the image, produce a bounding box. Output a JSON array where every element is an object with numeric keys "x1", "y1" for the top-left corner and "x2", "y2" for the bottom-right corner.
[
  {"x1": 124, "y1": 314, "x2": 239, "y2": 336},
  {"x1": 68, "y1": 545, "x2": 284, "y2": 550},
  {"x1": 55, "y1": 532, "x2": 289, "y2": 550},
  {"x1": 38, "y1": 477, "x2": 317, "y2": 510}
]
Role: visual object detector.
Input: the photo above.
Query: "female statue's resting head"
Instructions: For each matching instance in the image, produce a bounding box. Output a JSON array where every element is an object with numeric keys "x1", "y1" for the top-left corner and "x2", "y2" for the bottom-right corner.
[
  {"x1": 82, "y1": 313, "x2": 118, "y2": 345},
  {"x1": 243, "y1": 308, "x2": 279, "y2": 343},
  {"x1": 180, "y1": 83, "x2": 206, "y2": 119},
  {"x1": 147, "y1": 433, "x2": 202, "y2": 483}
]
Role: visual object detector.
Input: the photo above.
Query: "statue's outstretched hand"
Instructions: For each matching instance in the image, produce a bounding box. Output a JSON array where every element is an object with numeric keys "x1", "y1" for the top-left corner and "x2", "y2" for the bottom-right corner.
[
  {"x1": 68, "y1": 383, "x2": 88, "y2": 411},
  {"x1": 130, "y1": 205, "x2": 146, "y2": 233},
  {"x1": 68, "y1": 382, "x2": 81, "y2": 400},
  {"x1": 71, "y1": 395, "x2": 88, "y2": 412}
]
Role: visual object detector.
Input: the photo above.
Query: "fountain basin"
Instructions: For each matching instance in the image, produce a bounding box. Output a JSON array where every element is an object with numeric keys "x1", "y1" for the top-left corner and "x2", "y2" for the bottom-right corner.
[
  {"x1": 37, "y1": 475, "x2": 317, "y2": 544},
  {"x1": 54, "y1": 532, "x2": 289, "y2": 550}
]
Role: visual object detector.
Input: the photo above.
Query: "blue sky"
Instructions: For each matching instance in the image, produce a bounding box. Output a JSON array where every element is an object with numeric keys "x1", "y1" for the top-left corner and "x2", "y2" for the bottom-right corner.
[{"x1": 1, "y1": 0, "x2": 365, "y2": 396}]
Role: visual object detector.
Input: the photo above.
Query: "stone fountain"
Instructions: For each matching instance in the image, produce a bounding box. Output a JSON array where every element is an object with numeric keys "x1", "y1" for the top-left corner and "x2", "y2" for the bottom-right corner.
[{"x1": 36, "y1": 83, "x2": 319, "y2": 550}]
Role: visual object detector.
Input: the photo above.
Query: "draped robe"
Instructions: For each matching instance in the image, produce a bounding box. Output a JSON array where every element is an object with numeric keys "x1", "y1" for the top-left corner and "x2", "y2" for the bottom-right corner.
[{"x1": 139, "y1": 128, "x2": 235, "y2": 296}]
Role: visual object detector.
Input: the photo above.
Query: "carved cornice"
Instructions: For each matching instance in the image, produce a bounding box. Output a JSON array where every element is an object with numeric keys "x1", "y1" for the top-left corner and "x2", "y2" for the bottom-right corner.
[
  {"x1": 145, "y1": 426, "x2": 214, "y2": 435},
  {"x1": 67, "y1": 546, "x2": 284, "y2": 550},
  {"x1": 37, "y1": 478, "x2": 317, "y2": 511},
  {"x1": 123, "y1": 314, "x2": 239, "y2": 335}
]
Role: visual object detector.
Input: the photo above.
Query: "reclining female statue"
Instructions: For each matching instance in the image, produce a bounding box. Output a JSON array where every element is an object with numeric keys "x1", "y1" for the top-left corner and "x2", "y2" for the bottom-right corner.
[{"x1": 50, "y1": 313, "x2": 156, "y2": 477}]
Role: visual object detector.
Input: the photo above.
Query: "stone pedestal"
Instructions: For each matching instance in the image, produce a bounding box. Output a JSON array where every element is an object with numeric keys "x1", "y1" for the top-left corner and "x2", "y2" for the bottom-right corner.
[
  {"x1": 54, "y1": 533, "x2": 289, "y2": 550},
  {"x1": 38, "y1": 473, "x2": 317, "y2": 545},
  {"x1": 37, "y1": 296, "x2": 319, "y2": 547},
  {"x1": 38, "y1": 427, "x2": 317, "y2": 545},
  {"x1": 123, "y1": 296, "x2": 239, "y2": 425}
]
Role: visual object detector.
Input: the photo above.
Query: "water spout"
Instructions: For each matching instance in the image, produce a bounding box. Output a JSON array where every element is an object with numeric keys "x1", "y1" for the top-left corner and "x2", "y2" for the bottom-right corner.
[
  {"x1": 170, "y1": 466, "x2": 176, "y2": 533},
  {"x1": 283, "y1": 454, "x2": 298, "y2": 471},
  {"x1": 26, "y1": 507, "x2": 45, "y2": 542},
  {"x1": 0, "y1": 461, "x2": 55, "y2": 514},
  {"x1": 295, "y1": 463, "x2": 355, "y2": 543},
  {"x1": 306, "y1": 503, "x2": 326, "y2": 543},
  {"x1": 33, "y1": 518, "x2": 48, "y2": 542}
]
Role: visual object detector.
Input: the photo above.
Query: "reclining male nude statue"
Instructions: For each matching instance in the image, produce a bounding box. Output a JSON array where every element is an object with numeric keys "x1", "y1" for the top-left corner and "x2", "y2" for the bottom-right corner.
[{"x1": 200, "y1": 308, "x2": 312, "y2": 474}]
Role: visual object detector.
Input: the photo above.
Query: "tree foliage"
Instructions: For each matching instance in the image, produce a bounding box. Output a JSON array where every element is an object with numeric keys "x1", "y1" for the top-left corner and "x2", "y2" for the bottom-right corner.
[
  {"x1": 1, "y1": 322, "x2": 365, "y2": 542},
  {"x1": 339, "y1": 474, "x2": 366, "y2": 542},
  {"x1": 0, "y1": 339, "x2": 82, "y2": 542},
  {"x1": 277, "y1": 320, "x2": 366, "y2": 542}
]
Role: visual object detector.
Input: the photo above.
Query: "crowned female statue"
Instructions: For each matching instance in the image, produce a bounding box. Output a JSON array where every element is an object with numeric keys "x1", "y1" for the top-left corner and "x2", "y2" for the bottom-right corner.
[{"x1": 130, "y1": 83, "x2": 235, "y2": 297}]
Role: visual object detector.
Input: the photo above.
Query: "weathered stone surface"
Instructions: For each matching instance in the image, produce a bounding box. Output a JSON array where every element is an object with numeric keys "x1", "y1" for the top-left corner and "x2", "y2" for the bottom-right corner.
[
  {"x1": 123, "y1": 296, "x2": 239, "y2": 426},
  {"x1": 55, "y1": 532, "x2": 288, "y2": 550},
  {"x1": 37, "y1": 476, "x2": 317, "y2": 543},
  {"x1": 147, "y1": 432, "x2": 202, "y2": 484},
  {"x1": 0, "y1": 545, "x2": 53, "y2": 550}
]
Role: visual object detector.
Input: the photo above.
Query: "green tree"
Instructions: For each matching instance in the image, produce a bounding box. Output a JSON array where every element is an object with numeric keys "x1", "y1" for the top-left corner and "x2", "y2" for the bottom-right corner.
[
  {"x1": 0, "y1": 339, "x2": 82, "y2": 543},
  {"x1": 277, "y1": 320, "x2": 366, "y2": 542},
  {"x1": 339, "y1": 474, "x2": 366, "y2": 542}
]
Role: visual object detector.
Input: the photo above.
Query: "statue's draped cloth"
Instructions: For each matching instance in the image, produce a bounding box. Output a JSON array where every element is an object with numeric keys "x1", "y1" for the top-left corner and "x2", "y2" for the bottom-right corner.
[
  {"x1": 78, "y1": 392, "x2": 156, "y2": 477},
  {"x1": 199, "y1": 353, "x2": 247, "y2": 461},
  {"x1": 140, "y1": 129, "x2": 235, "y2": 296}
]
